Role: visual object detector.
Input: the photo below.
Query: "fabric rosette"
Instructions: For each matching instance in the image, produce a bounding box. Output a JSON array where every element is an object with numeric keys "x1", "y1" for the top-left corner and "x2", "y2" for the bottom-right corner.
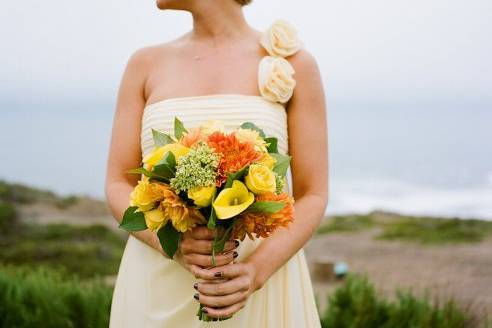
[
  {"x1": 260, "y1": 20, "x2": 303, "y2": 58},
  {"x1": 258, "y1": 56, "x2": 296, "y2": 104}
]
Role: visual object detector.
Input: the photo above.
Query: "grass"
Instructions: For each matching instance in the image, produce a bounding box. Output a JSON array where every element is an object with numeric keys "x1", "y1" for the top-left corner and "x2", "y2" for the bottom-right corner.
[
  {"x1": 378, "y1": 217, "x2": 492, "y2": 245},
  {"x1": 0, "y1": 265, "x2": 112, "y2": 328},
  {"x1": 0, "y1": 179, "x2": 80, "y2": 208},
  {"x1": 317, "y1": 213, "x2": 492, "y2": 245},
  {"x1": 0, "y1": 223, "x2": 126, "y2": 278},
  {"x1": 317, "y1": 215, "x2": 374, "y2": 234},
  {"x1": 320, "y1": 275, "x2": 489, "y2": 328}
]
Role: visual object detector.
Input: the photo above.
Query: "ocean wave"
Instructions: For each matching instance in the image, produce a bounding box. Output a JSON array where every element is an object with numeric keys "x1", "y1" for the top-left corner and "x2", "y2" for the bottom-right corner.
[{"x1": 327, "y1": 178, "x2": 492, "y2": 220}]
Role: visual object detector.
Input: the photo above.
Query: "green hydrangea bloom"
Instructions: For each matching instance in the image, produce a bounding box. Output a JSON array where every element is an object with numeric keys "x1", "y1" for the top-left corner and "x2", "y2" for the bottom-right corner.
[
  {"x1": 275, "y1": 172, "x2": 286, "y2": 194},
  {"x1": 170, "y1": 143, "x2": 220, "y2": 192}
]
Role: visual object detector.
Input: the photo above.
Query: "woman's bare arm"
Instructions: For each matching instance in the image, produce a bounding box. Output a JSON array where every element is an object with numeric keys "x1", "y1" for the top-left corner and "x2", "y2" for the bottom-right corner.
[
  {"x1": 192, "y1": 50, "x2": 329, "y2": 318},
  {"x1": 104, "y1": 49, "x2": 166, "y2": 256},
  {"x1": 245, "y1": 49, "x2": 328, "y2": 286}
]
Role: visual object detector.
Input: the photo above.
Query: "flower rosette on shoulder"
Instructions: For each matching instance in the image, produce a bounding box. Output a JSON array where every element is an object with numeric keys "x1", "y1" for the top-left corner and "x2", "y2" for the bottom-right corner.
[
  {"x1": 119, "y1": 117, "x2": 295, "y2": 322},
  {"x1": 258, "y1": 20, "x2": 303, "y2": 104}
]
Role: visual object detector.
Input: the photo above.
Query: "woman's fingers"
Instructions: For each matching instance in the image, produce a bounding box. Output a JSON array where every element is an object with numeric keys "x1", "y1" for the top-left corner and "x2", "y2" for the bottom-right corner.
[
  {"x1": 195, "y1": 289, "x2": 248, "y2": 308},
  {"x1": 185, "y1": 226, "x2": 226, "y2": 240},
  {"x1": 201, "y1": 301, "x2": 247, "y2": 319},
  {"x1": 192, "y1": 262, "x2": 246, "y2": 280},
  {"x1": 196, "y1": 276, "x2": 249, "y2": 296},
  {"x1": 185, "y1": 251, "x2": 238, "y2": 267},
  {"x1": 181, "y1": 239, "x2": 237, "y2": 255}
]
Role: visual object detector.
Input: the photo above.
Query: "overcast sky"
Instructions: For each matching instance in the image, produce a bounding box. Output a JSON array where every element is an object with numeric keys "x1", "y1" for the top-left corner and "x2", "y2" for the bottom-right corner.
[{"x1": 1, "y1": 0, "x2": 491, "y2": 111}]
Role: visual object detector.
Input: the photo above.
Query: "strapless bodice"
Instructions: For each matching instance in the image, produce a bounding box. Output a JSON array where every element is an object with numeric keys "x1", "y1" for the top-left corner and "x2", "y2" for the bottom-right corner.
[{"x1": 140, "y1": 94, "x2": 289, "y2": 158}]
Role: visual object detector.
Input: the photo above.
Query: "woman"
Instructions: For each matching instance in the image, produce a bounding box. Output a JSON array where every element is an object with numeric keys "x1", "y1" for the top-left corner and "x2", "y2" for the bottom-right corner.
[{"x1": 105, "y1": 0, "x2": 328, "y2": 326}]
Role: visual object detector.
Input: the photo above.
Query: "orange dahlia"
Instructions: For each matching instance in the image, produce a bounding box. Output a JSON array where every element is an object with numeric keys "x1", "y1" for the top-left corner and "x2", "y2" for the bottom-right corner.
[
  {"x1": 232, "y1": 192, "x2": 295, "y2": 241},
  {"x1": 207, "y1": 131, "x2": 261, "y2": 186},
  {"x1": 179, "y1": 127, "x2": 205, "y2": 148},
  {"x1": 154, "y1": 182, "x2": 206, "y2": 232}
]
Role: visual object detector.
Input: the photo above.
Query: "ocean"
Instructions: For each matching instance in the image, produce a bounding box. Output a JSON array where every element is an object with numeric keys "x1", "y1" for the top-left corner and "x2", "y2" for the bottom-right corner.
[{"x1": 1, "y1": 101, "x2": 491, "y2": 220}]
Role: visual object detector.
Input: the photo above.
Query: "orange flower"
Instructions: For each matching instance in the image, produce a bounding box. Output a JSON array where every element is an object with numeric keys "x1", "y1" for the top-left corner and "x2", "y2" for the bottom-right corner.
[
  {"x1": 154, "y1": 182, "x2": 206, "y2": 232},
  {"x1": 179, "y1": 127, "x2": 205, "y2": 148},
  {"x1": 207, "y1": 131, "x2": 261, "y2": 186},
  {"x1": 232, "y1": 192, "x2": 294, "y2": 241}
]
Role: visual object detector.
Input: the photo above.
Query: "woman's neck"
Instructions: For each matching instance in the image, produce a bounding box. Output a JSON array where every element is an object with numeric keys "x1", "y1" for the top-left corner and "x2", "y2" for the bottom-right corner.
[{"x1": 189, "y1": 1, "x2": 250, "y2": 42}]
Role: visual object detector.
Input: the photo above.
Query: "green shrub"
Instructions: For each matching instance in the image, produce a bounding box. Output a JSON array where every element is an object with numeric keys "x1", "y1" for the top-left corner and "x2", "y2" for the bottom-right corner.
[
  {"x1": 0, "y1": 202, "x2": 17, "y2": 233},
  {"x1": 0, "y1": 266, "x2": 112, "y2": 328},
  {"x1": 317, "y1": 215, "x2": 374, "y2": 234},
  {"x1": 378, "y1": 217, "x2": 492, "y2": 244},
  {"x1": 0, "y1": 224, "x2": 126, "y2": 278},
  {"x1": 320, "y1": 275, "x2": 482, "y2": 328}
]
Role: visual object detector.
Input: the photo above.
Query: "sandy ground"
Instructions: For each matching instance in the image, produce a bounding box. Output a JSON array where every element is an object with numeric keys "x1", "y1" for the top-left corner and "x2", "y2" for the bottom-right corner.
[{"x1": 304, "y1": 229, "x2": 492, "y2": 317}]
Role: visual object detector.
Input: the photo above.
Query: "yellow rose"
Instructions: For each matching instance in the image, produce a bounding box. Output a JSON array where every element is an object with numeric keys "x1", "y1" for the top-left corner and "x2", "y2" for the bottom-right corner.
[
  {"x1": 144, "y1": 208, "x2": 168, "y2": 232},
  {"x1": 256, "y1": 153, "x2": 276, "y2": 170},
  {"x1": 142, "y1": 143, "x2": 190, "y2": 169},
  {"x1": 213, "y1": 180, "x2": 254, "y2": 220},
  {"x1": 129, "y1": 177, "x2": 162, "y2": 211},
  {"x1": 245, "y1": 164, "x2": 276, "y2": 195},
  {"x1": 200, "y1": 120, "x2": 226, "y2": 136},
  {"x1": 260, "y1": 20, "x2": 303, "y2": 58},
  {"x1": 258, "y1": 56, "x2": 296, "y2": 104},
  {"x1": 234, "y1": 128, "x2": 268, "y2": 152},
  {"x1": 187, "y1": 185, "x2": 216, "y2": 207}
]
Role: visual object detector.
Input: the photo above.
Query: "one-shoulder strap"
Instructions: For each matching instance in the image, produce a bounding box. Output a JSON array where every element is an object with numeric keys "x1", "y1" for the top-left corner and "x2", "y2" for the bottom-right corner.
[{"x1": 258, "y1": 20, "x2": 303, "y2": 104}]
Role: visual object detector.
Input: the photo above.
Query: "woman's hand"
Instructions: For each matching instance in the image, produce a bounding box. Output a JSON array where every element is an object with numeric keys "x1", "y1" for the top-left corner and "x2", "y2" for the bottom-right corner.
[
  {"x1": 192, "y1": 262, "x2": 260, "y2": 319},
  {"x1": 174, "y1": 226, "x2": 239, "y2": 274}
]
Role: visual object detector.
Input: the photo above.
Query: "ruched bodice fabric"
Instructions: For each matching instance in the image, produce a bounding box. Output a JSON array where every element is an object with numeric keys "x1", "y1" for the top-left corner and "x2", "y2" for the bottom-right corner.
[{"x1": 109, "y1": 95, "x2": 321, "y2": 328}]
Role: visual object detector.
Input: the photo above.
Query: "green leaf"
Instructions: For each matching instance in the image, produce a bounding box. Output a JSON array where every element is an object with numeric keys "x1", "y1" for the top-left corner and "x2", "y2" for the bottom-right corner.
[
  {"x1": 119, "y1": 206, "x2": 147, "y2": 231},
  {"x1": 211, "y1": 224, "x2": 235, "y2": 266},
  {"x1": 265, "y1": 137, "x2": 278, "y2": 153},
  {"x1": 271, "y1": 153, "x2": 291, "y2": 177},
  {"x1": 247, "y1": 201, "x2": 285, "y2": 213},
  {"x1": 157, "y1": 222, "x2": 181, "y2": 258},
  {"x1": 225, "y1": 166, "x2": 249, "y2": 188},
  {"x1": 126, "y1": 167, "x2": 153, "y2": 177},
  {"x1": 174, "y1": 117, "x2": 188, "y2": 139},
  {"x1": 240, "y1": 122, "x2": 266, "y2": 138},
  {"x1": 152, "y1": 129, "x2": 174, "y2": 147},
  {"x1": 152, "y1": 151, "x2": 176, "y2": 181},
  {"x1": 207, "y1": 194, "x2": 217, "y2": 229}
]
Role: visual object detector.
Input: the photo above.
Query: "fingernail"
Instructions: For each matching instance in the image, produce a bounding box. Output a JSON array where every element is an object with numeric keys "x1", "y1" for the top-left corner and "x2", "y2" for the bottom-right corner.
[
  {"x1": 234, "y1": 240, "x2": 240, "y2": 247},
  {"x1": 194, "y1": 293, "x2": 199, "y2": 301},
  {"x1": 202, "y1": 308, "x2": 208, "y2": 314},
  {"x1": 193, "y1": 283, "x2": 198, "y2": 290},
  {"x1": 214, "y1": 271, "x2": 222, "y2": 278},
  {"x1": 233, "y1": 251, "x2": 238, "y2": 258}
]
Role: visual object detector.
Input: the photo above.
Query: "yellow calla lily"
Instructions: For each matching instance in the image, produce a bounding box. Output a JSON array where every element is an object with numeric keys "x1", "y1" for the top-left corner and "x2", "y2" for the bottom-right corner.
[
  {"x1": 213, "y1": 180, "x2": 254, "y2": 220},
  {"x1": 142, "y1": 143, "x2": 190, "y2": 169}
]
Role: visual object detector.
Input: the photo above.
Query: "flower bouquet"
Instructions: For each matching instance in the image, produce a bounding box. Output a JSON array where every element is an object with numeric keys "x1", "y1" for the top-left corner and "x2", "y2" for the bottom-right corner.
[{"x1": 119, "y1": 117, "x2": 294, "y2": 321}]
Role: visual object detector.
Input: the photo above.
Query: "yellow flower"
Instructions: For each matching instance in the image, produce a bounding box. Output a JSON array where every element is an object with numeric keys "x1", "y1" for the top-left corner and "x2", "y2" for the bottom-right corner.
[
  {"x1": 213, "y1": 180, "x2": 254, "y2": 220},
  {"x1": 234, "y1": 128, "x2": 268, "y2": 153},
  {"x1": 144, "y1": 208, "x2": 168, "y2": 232},
  {"x1": 260, "y1": 20, "x2": 302, "y2": 58},
  {"x1": 142, "y1": 143, "x2": 190, "y2": 169},
  {"x1": 187, "y1": 185, "x2": 216, "y2": 207},
  {"x1": 245, "y1": 164, "x2": 276, "y2": 195},
  {"x1": 256, "y1": 153, "x2": 276, "y2": 169},
  {"x1": 200, "y1": 120, "x2": 226, "y2": 136},
  {"x1": 258, "y1": 56, "x2": 296, "y2": 104},
  {"x1": 129, "y1": 176, "x2": 162, "y2": 211}
]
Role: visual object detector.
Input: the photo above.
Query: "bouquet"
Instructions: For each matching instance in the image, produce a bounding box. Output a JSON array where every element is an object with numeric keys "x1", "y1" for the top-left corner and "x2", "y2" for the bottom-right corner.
[{"x1": 119, "y1": 117, "x2": 295, "y2": 321}]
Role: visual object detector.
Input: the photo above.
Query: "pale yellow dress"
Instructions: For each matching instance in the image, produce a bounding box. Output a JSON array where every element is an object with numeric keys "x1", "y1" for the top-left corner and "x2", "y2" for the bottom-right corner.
[{"x1": 110, "y1": 21, "x2": 321, "y2": 328}]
